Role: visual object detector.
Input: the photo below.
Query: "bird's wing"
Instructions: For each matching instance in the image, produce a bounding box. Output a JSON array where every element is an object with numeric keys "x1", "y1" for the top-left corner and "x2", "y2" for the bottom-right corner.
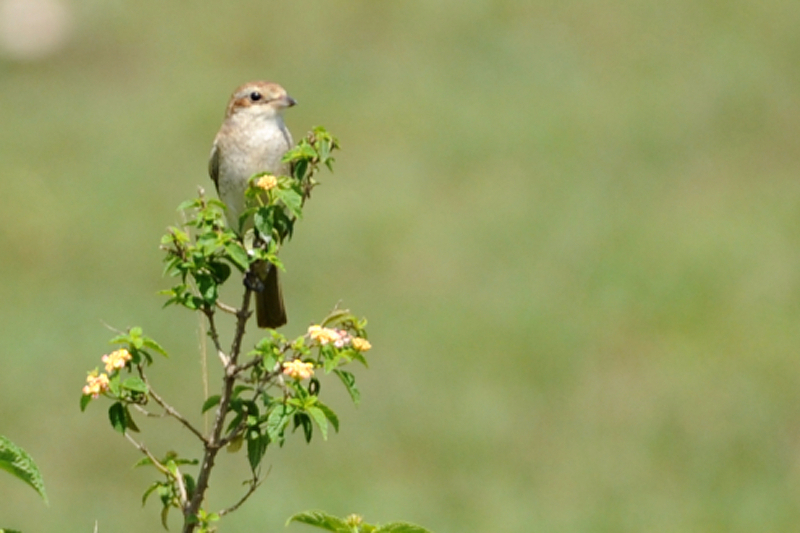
[{"x1": 208, "y1": 142, "x2": 221, "y2": 192}]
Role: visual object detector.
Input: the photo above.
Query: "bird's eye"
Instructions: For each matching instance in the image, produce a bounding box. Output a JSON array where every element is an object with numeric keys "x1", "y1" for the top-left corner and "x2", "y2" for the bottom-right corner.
[{"x1": 249, "y1": 91, "x2": 262, "y2": 102}]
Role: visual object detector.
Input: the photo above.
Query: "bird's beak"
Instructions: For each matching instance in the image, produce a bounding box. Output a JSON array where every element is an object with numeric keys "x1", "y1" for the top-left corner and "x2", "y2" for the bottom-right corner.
[{"x1": 284, "y1": 95, "x2": 297, "y2": 108}]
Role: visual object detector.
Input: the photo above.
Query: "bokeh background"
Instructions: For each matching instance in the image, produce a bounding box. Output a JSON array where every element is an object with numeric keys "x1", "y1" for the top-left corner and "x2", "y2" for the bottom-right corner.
[{"x1": 2, "y1": 0, "x2": 800, "y2": 531}]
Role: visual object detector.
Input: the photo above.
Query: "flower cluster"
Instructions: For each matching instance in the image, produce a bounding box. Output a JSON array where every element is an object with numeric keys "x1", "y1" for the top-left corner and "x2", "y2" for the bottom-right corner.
[
  {"x1": 282, "y1": 359, "x2": 315, "y2": 380},
  {"x1": 255, "y1": 174, "x2": 278, "y2": 191},
  {"x1": 82, "y1": 370, "x2": 110, "y2": 399},
  {"x1": 307, "y1": 325, "x2": 371, "y2": 351},
  {"x1": 82, "y1": 348, "x2": 132, "y2": 398},
  {"x1": 103, "y1": 348, "x2": 133, "y2": 373}
]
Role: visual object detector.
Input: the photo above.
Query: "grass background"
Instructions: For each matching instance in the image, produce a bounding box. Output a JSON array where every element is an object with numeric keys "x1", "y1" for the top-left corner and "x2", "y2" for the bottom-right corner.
[{"x1": 2, "y1": 1, "x2": 800, "y2": 531}]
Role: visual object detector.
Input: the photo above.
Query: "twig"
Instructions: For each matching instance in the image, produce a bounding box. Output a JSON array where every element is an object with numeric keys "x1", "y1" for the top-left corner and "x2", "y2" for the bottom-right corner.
[
  {"x1": 138, "y1": 367, "x2": 207, "y2": 445},
  {"x1": 203, "y1": 308, "x2": 230, "y2": 366},
  {"x1": 215, "y1": 301, "x2": 238, "y2": 315},
  {"x1": 132, "y1": 404, "x2": 167, "y2": 418},
  {"x1": 218, "y1": 473, "x2": 266, "y2": 518},
  {"x1": 124, "y1": 432, "x2": 170, "y2": 477}
]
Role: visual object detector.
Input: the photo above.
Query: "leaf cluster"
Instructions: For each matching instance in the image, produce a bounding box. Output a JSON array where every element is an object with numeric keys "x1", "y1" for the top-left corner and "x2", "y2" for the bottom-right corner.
[
  {"x1": 0, "y1": 435, "x2": 47, "y2": 504},
  {"x1": 287, "y1": 511, "x2": 433, "y2": 533}
]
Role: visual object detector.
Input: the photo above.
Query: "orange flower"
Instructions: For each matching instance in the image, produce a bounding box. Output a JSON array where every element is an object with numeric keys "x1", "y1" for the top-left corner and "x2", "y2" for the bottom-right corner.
[
  {"x1": 351, "y1": 338, "x2": 372, "y2": 352},
  {"x1": 82, "y1": 370, "x2": 110, "y2": 399},
  {"x1": 282, "y1": 360, "x2": 315, "y2": 380},
  {"x1": 102, "y1": 348, "x2": 132, "y2": 373},
  {"x1": 307, "y1": 325, "x2": 342, "y2": 346},
  {"x1": 255, "y1": 174, "x2": 278, "y2": 191}
]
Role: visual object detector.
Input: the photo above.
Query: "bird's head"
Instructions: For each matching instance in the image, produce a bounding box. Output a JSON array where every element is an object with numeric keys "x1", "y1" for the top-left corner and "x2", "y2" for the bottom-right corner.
[{"x1": 225, "y1": 81, "x2": 297, "y2": 120}]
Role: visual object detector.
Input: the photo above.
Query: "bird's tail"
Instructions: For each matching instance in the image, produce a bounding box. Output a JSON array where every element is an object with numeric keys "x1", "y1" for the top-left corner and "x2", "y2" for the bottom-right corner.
[{"x1": 255, "y1": 262, "x2": 287, "y2": 329}]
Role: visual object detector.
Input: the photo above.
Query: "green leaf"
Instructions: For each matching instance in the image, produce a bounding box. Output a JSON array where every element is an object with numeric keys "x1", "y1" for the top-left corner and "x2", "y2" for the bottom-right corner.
[
  {"x1": 275, "y1": 187, "x2": 303, "y2": 218},
  {"x1": 133, "y1": 456, "x2": 153, "y2": 468},
  {"x1": 161, "y1": 502, "x2": 171, "y2": 530},
  {"x1": 142, "y1": 481, "x2": 160, "y2": 506},
  {"x1": 79, "y1": 394, "x2": 92, "y2": 412},
  {"x1": 294, "y1": 413, "x2": 313, "y2": 443},
  {"x1": 176, "y1": 198, "x2": 198, "y2": 212},
  {"x1": 124, "y1": 406, "x2": 140, "y2": 433},
  {"x1": 183, "y1": 474, "x2": 196, "y2": 499},
  {"x1": 246, "y1": 430, "x2": 268, "y2": 472},
  {"x1": 333, "y1": 370, "x2": 361, "y2": 404},
  {"x1": 129, "y1": 327, "x2": 144, "y2": 349},
  {"x1": 315, "y1": 402, "x2": 340, "y2": 434},
  {"x1": 306, "y1": 406, "x2": 328, "y2": 441},
  {"x1": 226, "y1": 433, "x2": 244, "y2": 453},
  {"x1": 253, "y1": 206, "x2": 274, "y2": 236},
  {"x1": 266, "y1": 403, "x2": 292, "y2": 444},
  {"x1": 108, "y1": 402, "x2": 126, "y2": 434},
  {"x1": 108, "y1": 403, "x2": 139, "y2": 434},
  {"x1": 1, "y1": 528, "x2": 24, "y2": 533},
  {"x1": 0, "y1": 435, "x2": 48, "y2": 504},
  {"x1": 143, "y1": 336, "x2": 169, "y2": 358},
  {"x1": 121, "y1": 376, "x2": 148, "y2": 394},
  {"x1": 374, "y1": 522, "x2": 434, "y2": 533},
  {"x1": 201, "y1": 395, "x2": 221, "y2": 413},
  {"x1": 286, "y1": 510, "x2": 348, "y2": 532},
  {"x1": 224, "y1": 241, "x2": 250, "y2": 271}
]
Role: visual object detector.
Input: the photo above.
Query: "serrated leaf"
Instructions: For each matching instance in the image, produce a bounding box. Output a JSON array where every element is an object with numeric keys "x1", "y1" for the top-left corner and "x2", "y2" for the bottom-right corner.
[
  {"x1": 253, "y1": 207, "x2": 274, "y2": 236},
  {"x1": 143, "y1": 337, "x2": 169, "y2": 358},
  {"x1": 0, "y1": 435, "x2": 47, "y2": 503},
  {"x1": 333, "y1": 370, "x2": 361, "y2": 404},
  {"x1": 246, "y1": 431, "x2": 268, "y2": 472},
  {"x1": 224, "y1": 241, "x2": 250, "y2": 271},
  {"x1": 306, "y1": 406, "x2": 328, "y2": 441},
  {"x1": 121, "y1": 376, "x2": 148, "y2": 394},
  {"x1": 275, "y1": 187, "x2": 303, "y2": 218},
  {"x1": 201, "y1": 395, "x2": 221, "y2": 413},
  {"x1": 315, "y1": 402, "x2": 340, "y2": 433},
  {"x1": 108, "y1": 403, "x2": 140, "y2": 434},
  {"x1": 108, "y1": 402, "x2": 127, "y2": 434},
  {"x1": 266, "y1": 403, "x2": 292, "y2": 443},
  {"x1": 286, "y1": 510, "x2": 348, "y2": 532}
]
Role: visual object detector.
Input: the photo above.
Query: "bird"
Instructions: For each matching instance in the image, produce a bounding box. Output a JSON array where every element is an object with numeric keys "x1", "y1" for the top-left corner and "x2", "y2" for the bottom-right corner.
[{"x1": 208, "y1": 81, "x2": 297, "y2": 328}]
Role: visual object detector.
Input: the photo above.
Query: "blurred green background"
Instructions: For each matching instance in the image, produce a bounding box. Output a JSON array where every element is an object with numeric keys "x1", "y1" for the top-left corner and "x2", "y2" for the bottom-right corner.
[{"x1": 2, "y1": 0, "x2": 800, "y2": 531}]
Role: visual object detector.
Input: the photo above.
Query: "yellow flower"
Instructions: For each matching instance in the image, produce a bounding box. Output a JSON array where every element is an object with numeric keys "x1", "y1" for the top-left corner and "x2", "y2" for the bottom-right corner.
[
  {"x1": 82, "y1": 370, "x2": 110, "y2": 399},
  {"x1": 351, "y1": 338, "x2": 372, "y2": 352},
  {"x1": 307, "y1": 325, "x2": 342, "y2": 346},
  {"x1": 102, "y1": 348, "x2": 132, "y2": 373},
  {"x1": 282, "y1": 360, "x2": 315, "y2": 380},
  {"x1": 255, "y1": 174, "x2": 278, "y2": 191}
]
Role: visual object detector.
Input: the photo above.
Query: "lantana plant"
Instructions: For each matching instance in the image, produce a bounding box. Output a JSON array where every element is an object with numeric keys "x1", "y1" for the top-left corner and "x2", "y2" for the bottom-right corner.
[{"x1": 80, "y1": 128, "x2": 432, "y2": 533}]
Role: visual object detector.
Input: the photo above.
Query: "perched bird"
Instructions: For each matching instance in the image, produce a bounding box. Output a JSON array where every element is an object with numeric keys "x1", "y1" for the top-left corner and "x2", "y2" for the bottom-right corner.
[{"x1": 208, "y1": 81, "x2": 297, "y2": 328}]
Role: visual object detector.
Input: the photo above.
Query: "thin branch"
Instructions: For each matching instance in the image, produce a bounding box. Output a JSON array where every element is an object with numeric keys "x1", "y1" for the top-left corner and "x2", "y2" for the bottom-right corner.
[
  {"x1": 124, "y1": 423, "x2": 188, "y2": 511},
  {"x1": 203, "y1": 308, "x2": 230, "y2": 366},
  {"x1": 125, "y1": 432, "x2": 170, "y2": 476},
  {"x1": 215, "y1": 300, "x2": 238, "y2": 315},
  {"x1": 138, "y1": 367, "x2": 208, "y2": 444},
  {"x1": 132, "y1": 404, "x2": 167, "y2": 418},
  {"x1": 218, "y1": 473, "x2": 266, "y2": 518},
  {"x1": 173, "y1": 464, "x2": 189, "y2": 510}
]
